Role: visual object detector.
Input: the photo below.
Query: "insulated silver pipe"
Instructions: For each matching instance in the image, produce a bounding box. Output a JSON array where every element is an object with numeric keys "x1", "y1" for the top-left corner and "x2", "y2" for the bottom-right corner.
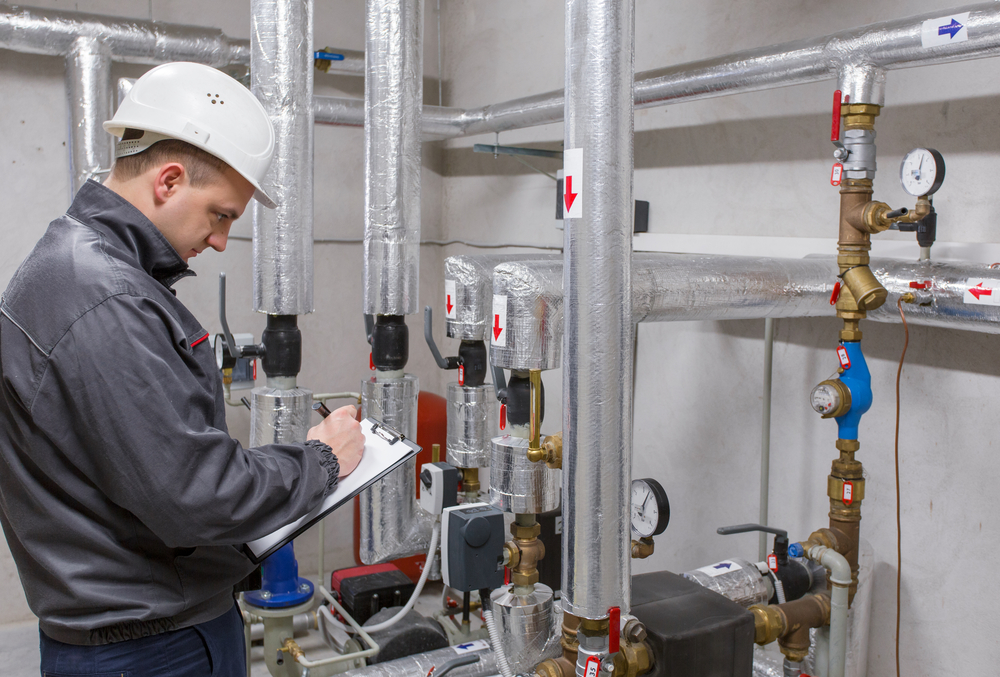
[
  {"x1": 66, "y1": 36, "x2": 111, "y2": 198},
  {"x1": 317, "y1": 47, "x2": 366, "y2": 75},
  {"x1": 314, "y1": 3, "x2": 1000, "y2": 134},
  {"x1": 364, "y1": 0, "x2": 424, "y2": 317},
  {"x1": 562, "y1": 0, "x2": 635, "y2": 622},
  {"x1": 487, "y1": 253, "x2": 1000, "y2": 335},
  {"x1": 0, "y1": 3, "x2": 249, "y2": 66},
  {"x1": 251, "y1": 0, "x2": 314, "y2": 316}
]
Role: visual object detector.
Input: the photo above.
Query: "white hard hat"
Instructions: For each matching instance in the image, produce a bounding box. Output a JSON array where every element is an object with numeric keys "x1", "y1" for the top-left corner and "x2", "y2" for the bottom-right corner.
[{"x1": 104, "y1": 62, "x2": 277, "y2": 209}]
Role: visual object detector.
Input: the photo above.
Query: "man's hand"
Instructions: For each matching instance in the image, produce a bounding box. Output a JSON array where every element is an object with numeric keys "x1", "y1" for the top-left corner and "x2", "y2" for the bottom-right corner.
[{"x1": 308, "y1": 405, "x2": 364, "y2": 477}]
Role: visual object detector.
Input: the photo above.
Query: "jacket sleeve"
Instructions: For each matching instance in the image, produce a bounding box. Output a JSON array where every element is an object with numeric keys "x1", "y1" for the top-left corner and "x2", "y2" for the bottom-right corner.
[{"x1": 30, "y1": 293, "x2": 335, "y2": 548}]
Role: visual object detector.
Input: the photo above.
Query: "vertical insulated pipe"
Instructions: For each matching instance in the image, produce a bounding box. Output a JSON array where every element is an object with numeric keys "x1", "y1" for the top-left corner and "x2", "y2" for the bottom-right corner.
[
  {"x1": 66, "y1": 36, "x2": 112, "y2": 199},
  {"x1": 562, "y1": 0, "x2": 635, "y2": 621},
  {"x1": 364, "y1": 0, "x2": 423, "y2": 316},
  {"x1": 251, "y1": 0, "x2": 314, "y2": 316}
]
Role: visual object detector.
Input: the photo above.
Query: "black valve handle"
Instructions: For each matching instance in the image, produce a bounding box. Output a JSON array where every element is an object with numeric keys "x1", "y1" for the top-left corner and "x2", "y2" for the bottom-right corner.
[
  {"x1": 423, "y1": 306, "x2": 460, "y2": 371},
  {"x1": 718, "y1": 523, "x2": 789, "y2": 566}
]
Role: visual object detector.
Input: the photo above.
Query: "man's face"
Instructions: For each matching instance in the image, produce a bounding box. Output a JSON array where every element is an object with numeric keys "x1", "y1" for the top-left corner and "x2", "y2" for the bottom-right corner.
[{"x1": 154, "y1": 165, "x2": 256, "y2": 263}]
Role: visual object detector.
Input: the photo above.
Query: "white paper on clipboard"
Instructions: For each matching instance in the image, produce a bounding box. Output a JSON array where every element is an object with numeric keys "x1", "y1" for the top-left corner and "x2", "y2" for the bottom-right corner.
[{"x1": 244, "y1": 418, "x2": 419, "y2": 563}]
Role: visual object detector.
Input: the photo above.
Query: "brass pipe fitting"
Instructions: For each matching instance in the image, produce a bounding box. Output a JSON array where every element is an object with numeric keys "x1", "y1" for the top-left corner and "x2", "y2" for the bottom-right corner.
[
  {"x1": 750, "y1": 604, "x2": 786, "y2": 645},
  {"x1": 527, "y1": 369, "x2": 545, "y2": 462},
  {"x1": 751, "y1": 592, "x2": 831, "y2": 659},
  {"x1": 828, "y1": 438, "x2": 864, "y2": 604},
  {"x1": 283, "y1": 638, "x2": 305, "y2": 662},
  {"x1": 841, "y1": 103, "x2": 880, "y2": 130},
  {"x1": 542, "y1": 431, "x2": 563, "y2": 469},
  {"x1": 840, "y1": 265, "x2": 887, "y2": 312},
  {"x1": 460, "y1": 467, "x2": 480, "y2": 495},
  {"x1": 578, "y1": 617, "x2": 610, "y2": 636},
  {"x1": 631, "y1": 536, "x2": 654, "y2": 559},
  {"x1": 613, "y1": 638, "x2": 653, "y2": 677},
  {"x1": 507, "y1": 518, "x2": 544, "y2": 588}
]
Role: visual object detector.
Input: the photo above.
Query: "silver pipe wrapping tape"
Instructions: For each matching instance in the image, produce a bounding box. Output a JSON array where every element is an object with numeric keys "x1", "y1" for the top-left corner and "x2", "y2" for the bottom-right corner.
[
  {"x1": 364, "y1": 0, "x2": 423, "y2": 316},
  {"x1": 682, "y1": 558, "x2": 770, "y2": 608},
  {"x1": 358, "y1": 375, "x2": 434, "y2": 563},
  {"x1": 562, "y1": 0, "x2": 635, "y2": 620},
  {"x1": 251, "y1": 0, "x2": 314, "y2": 315},
  {"x1": 0, "y1": 3, "x2": 249, "y2": 65},
  {"x1": 489, "y1": 435, "x2": 560, "y2": 514},
  {"x1": 249, "y1": 387, "x2": 312, "y2": 447},
  {"x1": 338, "y1": 642, "x2": 499, "y2": 677},
  {"x1": 492, "y1": 584, "x2": 556, "y2": 675},
  {"x1": 446, "y1": 383, "x2": 495, "y2": 468},
  {"x1": 66, "y1": 36, "x2": 112, "y2": 198},
  {"x1": 490, "y1": 260, "x2": 564, "y2": 371},
  {"x1": 445, "y1": 254, "x2": 557, "y2": 341}
]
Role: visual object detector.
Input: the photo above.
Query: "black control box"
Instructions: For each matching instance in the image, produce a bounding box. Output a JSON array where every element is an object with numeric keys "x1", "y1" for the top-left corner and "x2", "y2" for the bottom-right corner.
[{"x1": 441, "y1": 502, "x2": 505, "y2": 592}]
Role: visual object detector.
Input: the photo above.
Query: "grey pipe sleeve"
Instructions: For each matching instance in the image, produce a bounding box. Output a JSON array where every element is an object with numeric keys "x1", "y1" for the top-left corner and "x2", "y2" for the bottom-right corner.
[
  {"x1": 0, "y1": 3, "x2": 249, "y2": 66},
  {"x1": 805, "y1": 544, "x2": 851, "y2": 677},
  {"x1": 250, "y1": 0, "x2": 315, "y2": 316},
  {"x1": 66, "y1": 36, "x2": 112, "y2": 198},
  {"x1": 314, "y1": 3, "x2": 1000, "y2": 134},
  {"x1": 364, "y1": 0, "x2": 424, "y2": 316},
  {"x1": 561, "y1": 0, "x2": 635, "y2": 620}
]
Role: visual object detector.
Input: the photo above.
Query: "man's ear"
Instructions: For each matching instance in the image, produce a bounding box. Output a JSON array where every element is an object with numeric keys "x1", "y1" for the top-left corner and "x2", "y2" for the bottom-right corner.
[{"x1": 152, "y1": 162, "x2": 187, "y2": 205}]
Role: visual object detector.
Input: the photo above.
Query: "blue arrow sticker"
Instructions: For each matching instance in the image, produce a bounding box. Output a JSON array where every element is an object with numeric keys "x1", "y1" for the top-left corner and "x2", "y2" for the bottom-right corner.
[{"x1": 922, "y1": 12, "x2": 969, "y2": 48}]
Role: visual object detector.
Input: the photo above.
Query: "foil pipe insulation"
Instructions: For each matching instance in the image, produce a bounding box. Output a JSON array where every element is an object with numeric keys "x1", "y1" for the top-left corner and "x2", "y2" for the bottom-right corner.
[
  {"x1": 489, "y1": 435, "x2": 560, "y2": 514},
  {"x1": 491, "y1": 584, "x2": 559, "y2": 676},
  {"x1": 315, "y1": 3, "x2": 1000, "y2": 134},
  {"x1": 249, "y1": 387, "x2": 312, "y2": 447},
  {"x1": 364, "y1": 0, "x2": 424, "y2": 317},
  {"x1": 251, "y1": 0, "x2": 314, "y2": 316},
  {"x1": 562, "y1": 0, "x2": 635, "y2": 622},
  {"x1": 66, "y1": 36, "x2": 112, "y2": 198},
  {"x1": 338, "y1": 643, "x2": 499, "y2": 677},
  {"x1": 359, "y1": 376, "x2": 435, "y2": 564},
  {"x1": 490, "y1": 260, "x2": 565, "y2": 372},
  {"x1": 447, "y1": 382, "x2": 495, "y2": 468},
  {"x1": 445, "y1": 254, "x2": 559, "y2": 342},
  {"x1": 0, "y1": 3, "x2": 249, "y2": 66}
]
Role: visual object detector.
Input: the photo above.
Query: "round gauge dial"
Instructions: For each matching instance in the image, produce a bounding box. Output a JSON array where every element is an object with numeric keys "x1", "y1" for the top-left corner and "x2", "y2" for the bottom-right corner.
[
  {"x1": 214, "y1": 334, "x2": 226, "y2": 370},
  {"x1": 810, "y1": 383, "x2": 841, "y2": 416},
  {"x1": 899, "y1": 148, "x2": 945, "y2": 197},
  {"x1": 630, "y1": 478, "x2": 670, "y2": 538}
]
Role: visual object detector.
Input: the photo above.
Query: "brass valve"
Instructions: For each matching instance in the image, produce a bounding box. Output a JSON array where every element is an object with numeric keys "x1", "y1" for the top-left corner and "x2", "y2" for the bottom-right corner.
[
  {"x1": 630, "y1": 536, "x2": 654, "y2": 559},
  {"x1": 527, "y1": 369, "x2": 545, "y2": 463},
  {"x1": 507, "y1": 519, "x2": 544, "y2": 587},
  {"x1": 542, "y1": 432, "x2": 563, "y2": 469}
]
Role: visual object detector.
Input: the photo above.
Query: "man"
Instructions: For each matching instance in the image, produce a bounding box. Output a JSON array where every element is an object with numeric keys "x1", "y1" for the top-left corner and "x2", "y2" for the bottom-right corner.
[{"x1": 0, "y1": 62, "x2": 364, "y2": 676}]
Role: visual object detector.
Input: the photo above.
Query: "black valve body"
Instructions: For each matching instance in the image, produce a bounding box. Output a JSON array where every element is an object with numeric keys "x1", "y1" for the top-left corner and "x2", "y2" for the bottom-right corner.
[
  {"x1": 372, "y1": 315, "x2": 408, "y2": 371},
  {"x1": 505, "y1": 372, "x2": 544, "y2": 427},
  {"x1": 769, "y1": 559, "x2": 813, "y2": 604},
  {"x1": 261, "y1": 314, "x2": 301, "y2": 378},
  {"x1": 458, "y1": 341, "x2": 488, "y2": 387}
]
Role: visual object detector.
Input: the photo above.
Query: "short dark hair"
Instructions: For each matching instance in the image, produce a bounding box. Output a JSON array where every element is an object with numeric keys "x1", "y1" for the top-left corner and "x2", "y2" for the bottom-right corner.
[{"x1": 110, "y1": 131, "x2": 229, "y2": 186}]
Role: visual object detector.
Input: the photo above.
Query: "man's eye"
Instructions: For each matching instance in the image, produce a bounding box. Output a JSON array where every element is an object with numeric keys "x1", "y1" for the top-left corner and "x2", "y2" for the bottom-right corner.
[{"x1": 215, "y1": 212, "x2": 226, "y2": 223}]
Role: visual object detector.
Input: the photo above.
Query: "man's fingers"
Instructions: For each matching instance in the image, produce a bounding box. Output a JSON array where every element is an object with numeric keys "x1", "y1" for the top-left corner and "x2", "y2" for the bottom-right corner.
[{"x1": 331, "y1": 404, "x2": 357, "y2": 419}]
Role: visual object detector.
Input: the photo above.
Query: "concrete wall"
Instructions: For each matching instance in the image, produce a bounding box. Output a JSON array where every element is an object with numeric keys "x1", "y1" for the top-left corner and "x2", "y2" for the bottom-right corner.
[
  {"x1": 437, "y1": 1, "x2": 1000, "y2": 675},
  {"x1": 0, "y1": 0, "x2": 446, "y2": 627}
]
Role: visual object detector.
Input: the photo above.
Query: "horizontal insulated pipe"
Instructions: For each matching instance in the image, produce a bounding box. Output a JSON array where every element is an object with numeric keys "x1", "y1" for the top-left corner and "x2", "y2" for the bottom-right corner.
[
  {"x1": 483, "y1": 254, "x2": 1000, "y2": 369},
  {"x1": 314, "y1": 2, "x2": 1000, "y2": 134},
  {"x1": 0, "y1": 3, "x2": 249, "y2": 65}
]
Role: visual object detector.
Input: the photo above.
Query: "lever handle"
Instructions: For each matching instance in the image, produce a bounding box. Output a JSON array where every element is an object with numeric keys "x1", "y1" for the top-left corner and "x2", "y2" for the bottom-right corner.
[
  {"x1": 218, "y1": 273, "x2": 241, "y2": 360},
  {"x1": 831, "y1": 89, "x2": 843, "y2": 143},
  {"x1": 717, "y1": 523, "x2": 787, "y2": 538},
  {"x1": 423, "y1": 306, "x2": 460, "y2": 370},
  {"x1": 491, "y1": 362, "x2": 508, "y2": 404}
]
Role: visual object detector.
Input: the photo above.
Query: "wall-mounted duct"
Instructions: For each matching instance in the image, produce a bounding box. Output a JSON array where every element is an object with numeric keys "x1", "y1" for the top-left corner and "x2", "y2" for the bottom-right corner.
[
  {"x1": 314, "y1": 2, "x2": 1000, "y2": 135},
  {"x1": 364, "y1": 0, "x2": 423, "y2": 317},
  {"x1": 251, "y1": 0, "x2": 314, "y2": 316},
  {"x1": 561, "y1": 0, "x2": 635, "y2": 622}
]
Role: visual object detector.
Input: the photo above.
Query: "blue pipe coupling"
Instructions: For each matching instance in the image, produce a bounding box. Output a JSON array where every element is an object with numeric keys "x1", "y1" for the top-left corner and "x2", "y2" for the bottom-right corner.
[
  {"x1": 244, "y1": 542, "x2": 314, "y2": 609},
  {"x1": 809, "y1": 341, "x2": 872, "y2": 440}
]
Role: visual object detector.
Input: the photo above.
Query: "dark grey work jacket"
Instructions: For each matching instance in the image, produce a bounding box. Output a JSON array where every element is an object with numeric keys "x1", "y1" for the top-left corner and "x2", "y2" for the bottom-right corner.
[{"x1": 0, "y1": 181, "x2": 337, "y2": 645}]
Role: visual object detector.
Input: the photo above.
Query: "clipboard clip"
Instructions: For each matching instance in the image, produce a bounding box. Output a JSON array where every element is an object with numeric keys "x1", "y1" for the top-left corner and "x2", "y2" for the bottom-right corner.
[{"x1": 371, "y1": 420, "x2": 405, "y2": 445}]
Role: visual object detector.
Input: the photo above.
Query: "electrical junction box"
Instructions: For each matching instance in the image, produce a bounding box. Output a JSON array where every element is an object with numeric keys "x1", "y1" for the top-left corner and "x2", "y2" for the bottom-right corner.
[
  {"x1": 418, "y1": 462, "x2": 459, "y2": 515},
  {"x1": 330, "y1": 563, "x2": 416, "y2": 625},
  {"x1": 441, "y1": 502, "x2": 505, "y2": 593}
]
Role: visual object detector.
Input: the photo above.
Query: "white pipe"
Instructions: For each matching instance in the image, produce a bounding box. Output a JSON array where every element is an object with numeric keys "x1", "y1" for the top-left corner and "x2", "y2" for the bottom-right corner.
[
  {"x1": 805, "y1": 544, "x2": 851, "y2": 677},
  {"x1": 483, "y1": 607, "x2": 515, "y2": 677},
  {"x1": 758, "y1": 317, "x2": 774, "y2": 562}
]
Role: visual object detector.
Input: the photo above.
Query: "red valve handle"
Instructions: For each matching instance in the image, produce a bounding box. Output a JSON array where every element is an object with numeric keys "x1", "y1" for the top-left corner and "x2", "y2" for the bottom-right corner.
[{"x1": 831, "y1": 90, "x2": 843, "y2": 142}]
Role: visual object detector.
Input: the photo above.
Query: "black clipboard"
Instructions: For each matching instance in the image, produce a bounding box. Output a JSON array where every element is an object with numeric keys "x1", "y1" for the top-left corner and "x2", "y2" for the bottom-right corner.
[{"x1": 243, "y1": 418, "x2": 420, "y2": 564}]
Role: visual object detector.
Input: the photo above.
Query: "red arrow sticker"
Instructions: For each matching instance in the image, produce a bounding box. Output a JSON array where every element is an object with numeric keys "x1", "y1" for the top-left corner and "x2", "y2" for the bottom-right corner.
[
  {"x1": 842, "y1": 481, "x2": 854, "y2": 505},
  {"x1": 837, "y1": 346, "x2": 851, "y2": 370},
  {"x1": 491, "y1": 294, "x2": 507, "y2": 346},
  {"x1": 964, "y1": 279, "x2": 1000, "y2": 305},
  {"x1": 563, "y1": 148, "x2": 583, "y2": 219},
  {"x1": 445, "y1": 279, "x2": 457, "y2": 319}
]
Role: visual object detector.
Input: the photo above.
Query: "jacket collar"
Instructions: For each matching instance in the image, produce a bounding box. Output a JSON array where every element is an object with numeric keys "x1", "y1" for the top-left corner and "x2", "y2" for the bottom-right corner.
[{"x1": 67, "y1": 180, "x2": 195, "y2": 289}]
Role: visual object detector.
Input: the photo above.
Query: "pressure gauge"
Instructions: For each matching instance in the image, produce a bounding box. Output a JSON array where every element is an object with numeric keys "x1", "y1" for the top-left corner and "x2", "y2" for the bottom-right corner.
[
  {"x1": 809, "y1": 379, "x2": 851, "y2": 419},
  {"x1": 899, "y1": 148, "x2": 945, "y2": 197},
  {"x1": 630, "y1": 478, "x2": 670, "y2": 539}
]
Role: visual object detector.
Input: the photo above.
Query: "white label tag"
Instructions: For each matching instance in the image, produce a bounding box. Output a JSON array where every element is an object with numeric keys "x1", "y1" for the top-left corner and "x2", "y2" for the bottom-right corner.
[
  {"x1": 445, "y1": 279, "x2": 457, "y2": 319},
  {"x1": 453, "y1": 639, "x2": 489, "y2": 655},
  {"x1": 843, "y1": 481, "x2": 854, "y2": 504},
  {"x1": 563, "y1": 148, "x2": 583, "y2": 219},
  {"x1": 921, "y1": 12, "x2": 969, "y2": 48},
  {"x1": 837, "y1": 346, "x2": 851, "y2": 369},
  {"x1": 491, "y1": 295, "x2": 507, "y2": 347},
  {"x1": 584, "y1": 656, "x2": 601, "y2": 677},
  {"x1": 696, "y1": 559, "x2": 743, "y2": 578},
  {"x1": 830, "y1": 163, "x2": 843, "y2": 186},
  {"x1": 964, "y1": 279, "x2": 1000, "y2": 305}
]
